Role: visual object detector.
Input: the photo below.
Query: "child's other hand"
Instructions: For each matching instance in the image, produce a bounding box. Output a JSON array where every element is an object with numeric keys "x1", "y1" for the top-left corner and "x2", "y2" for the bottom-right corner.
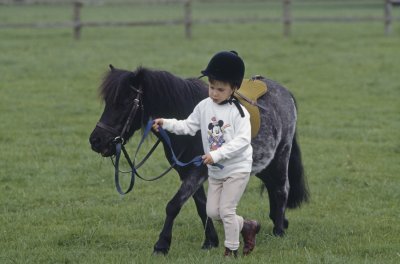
[
  {"x1": 202, "y1": 153, "x2": 214, "y2": 165},
  {"x1": 152, "y1": 118, "x2": 164, "y2": 132}
]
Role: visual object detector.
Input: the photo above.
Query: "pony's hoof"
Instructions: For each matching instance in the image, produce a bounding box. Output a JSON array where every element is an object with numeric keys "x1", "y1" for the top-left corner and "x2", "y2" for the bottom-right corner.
[
  {"x1": 269, "y1": 215, "x2": 289, "y2": 229},
  {"x1": 201, "y1": 240, "x2": 219, "y2": 250},
  {"x1": 152, "y1": 249, "x2": 168, "y2": 256},
  {"x1": 273, "y1": 227, "x2": 285, "y2": 237},
  {"x1": 284, "y1": 218, "x2": 289, "y2": 229},
  {"x1": 152, "y1": 245, "x2": 169, "y2": 256}
]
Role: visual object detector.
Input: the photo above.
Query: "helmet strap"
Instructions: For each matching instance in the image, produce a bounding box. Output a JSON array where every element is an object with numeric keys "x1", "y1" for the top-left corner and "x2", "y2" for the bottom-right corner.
[{"x1": 218, "y1": 94, "x2": 245, "y2": 118}]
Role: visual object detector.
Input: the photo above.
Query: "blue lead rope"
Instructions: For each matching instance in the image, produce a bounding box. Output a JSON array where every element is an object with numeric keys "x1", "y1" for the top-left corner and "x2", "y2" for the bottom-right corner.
[
  {"x1": 113, "y1": 119, "x2": 223, "y2": 195},
  {"x1": 154, "y1": 119, "x2": 224, "y2": 169}
]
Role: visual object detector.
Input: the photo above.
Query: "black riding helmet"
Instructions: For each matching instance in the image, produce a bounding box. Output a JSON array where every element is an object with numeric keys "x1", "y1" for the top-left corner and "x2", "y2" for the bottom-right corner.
[
  {"x1": 200, "y1": 50, "x2": 245, "y2": 89},
  {"x1": 200, "y1": 51, "x2": 246, "y2": 117}
]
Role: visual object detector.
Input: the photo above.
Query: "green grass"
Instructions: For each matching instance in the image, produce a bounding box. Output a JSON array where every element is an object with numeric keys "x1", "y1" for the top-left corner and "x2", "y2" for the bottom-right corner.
[{"x1": 1, "y1": 1, "x2": 399, "y2": 263}]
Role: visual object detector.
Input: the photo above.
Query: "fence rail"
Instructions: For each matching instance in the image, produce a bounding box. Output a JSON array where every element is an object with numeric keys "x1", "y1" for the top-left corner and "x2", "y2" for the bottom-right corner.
[{"x1": 0, "y1": 0, "x2": 399, "y2": 39}]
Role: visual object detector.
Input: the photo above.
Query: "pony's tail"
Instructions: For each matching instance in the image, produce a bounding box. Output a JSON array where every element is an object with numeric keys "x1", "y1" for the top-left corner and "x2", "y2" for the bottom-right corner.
[{"x1": 287, "y1": 131, "x2": 309, "y2": 208}]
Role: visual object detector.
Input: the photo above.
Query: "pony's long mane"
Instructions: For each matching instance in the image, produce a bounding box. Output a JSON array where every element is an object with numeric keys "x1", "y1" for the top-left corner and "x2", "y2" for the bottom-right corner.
[
  {"x1": 138, "y1": 67, "x2": 208, "y2": 118},
  {"x1": 99, "y1": 67, "x2": 137, "y2": 105},
  {"x1": 99, "y1": 66, "x2": 208, "y2": 119}
]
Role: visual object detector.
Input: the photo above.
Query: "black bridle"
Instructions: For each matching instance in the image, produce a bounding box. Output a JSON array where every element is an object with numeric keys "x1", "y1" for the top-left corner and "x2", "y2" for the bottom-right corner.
[{"x1": 95, "y1": 86, "x2": 175, "y2": 195}]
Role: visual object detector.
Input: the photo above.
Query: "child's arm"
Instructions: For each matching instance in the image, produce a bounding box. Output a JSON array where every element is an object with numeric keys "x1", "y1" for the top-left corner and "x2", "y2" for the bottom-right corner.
[
  {"x1": 153, "y1": 119, "x2": 214, "y2": 166},
  {"x1": 153, "y1": 105, "x2": 201, "y2": 136}
]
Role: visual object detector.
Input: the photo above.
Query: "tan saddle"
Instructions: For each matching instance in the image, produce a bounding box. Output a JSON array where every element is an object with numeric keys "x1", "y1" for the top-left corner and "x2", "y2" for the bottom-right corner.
[{"x1": 235, "y1": 78, "x2": 268, "y2": 138}]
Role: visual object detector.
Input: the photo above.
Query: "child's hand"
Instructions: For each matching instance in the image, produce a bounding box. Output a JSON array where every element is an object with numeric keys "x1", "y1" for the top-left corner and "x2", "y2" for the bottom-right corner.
[
  {"x1": 202, "y1": 153, "x2": 214, "y2": 165},
  {"x1": 152, "y1": 118, "x2": 164, "y2": 132}
]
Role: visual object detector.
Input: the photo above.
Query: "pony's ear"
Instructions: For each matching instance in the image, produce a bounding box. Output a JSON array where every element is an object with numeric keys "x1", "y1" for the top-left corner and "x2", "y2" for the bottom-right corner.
[{"x1": 109, "y1": 64, "x2": 115, "y2": 71}]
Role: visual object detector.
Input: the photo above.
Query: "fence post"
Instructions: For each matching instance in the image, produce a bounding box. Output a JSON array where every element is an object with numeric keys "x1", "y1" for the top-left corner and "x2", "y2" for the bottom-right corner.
[
  {"x1": 73, "y1": 1, "x2": 83, "y2": 40},
  {"x1": 283, "y1": 0, "x2": 291, "y2": 37},
  {"x1": 384, "y1": 0, "x2": 393, "y2": 35},
  {"x1": 184, "y1": 0, "x2": 192, "y2": 39}
]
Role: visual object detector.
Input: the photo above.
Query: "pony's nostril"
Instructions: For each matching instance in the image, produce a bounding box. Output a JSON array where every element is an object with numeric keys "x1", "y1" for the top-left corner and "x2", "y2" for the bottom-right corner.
[{"x1": 90, "y1": 136, "x2": 101, "y2": 148}]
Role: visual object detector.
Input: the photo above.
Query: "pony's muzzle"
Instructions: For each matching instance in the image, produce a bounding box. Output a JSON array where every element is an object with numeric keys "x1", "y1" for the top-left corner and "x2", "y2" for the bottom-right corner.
[
  {"x1": 89, "y1": 131, "x2": 116, "y2": 157},
  {"x1": 89, "y1": 135, "x2": 102, "y2": 153}
]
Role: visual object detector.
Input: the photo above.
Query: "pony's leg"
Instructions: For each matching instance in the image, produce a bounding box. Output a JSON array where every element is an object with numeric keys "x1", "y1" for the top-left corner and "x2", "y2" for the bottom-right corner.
[
  {"x1": 265, "y1": 178, "x2": 289, "y2": 231},
  {"x1": 267, "y1": 145, "x2": 291, "y2": 236},
  {"x1": 153, "y1": 169, "x2": 209, "y2": 255},
  {"x1": 192, "y1": 185, "x2": 219, "y2": 249},
  {"x1": 257, "y1": 146, "x2": 290, "y2": 237}
]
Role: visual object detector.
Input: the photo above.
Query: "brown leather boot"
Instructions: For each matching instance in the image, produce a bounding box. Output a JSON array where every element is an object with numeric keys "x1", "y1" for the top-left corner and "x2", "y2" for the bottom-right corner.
[
  {"x1": 241, "y1": 219, "x2": 261, "y2": 256},
  {"x1": 224, "y1": 247, "x2": 238, "y2": 258}
]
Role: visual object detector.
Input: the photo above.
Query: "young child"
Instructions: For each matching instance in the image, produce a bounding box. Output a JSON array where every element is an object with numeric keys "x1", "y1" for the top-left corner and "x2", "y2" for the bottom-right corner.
[{"x1": 152, "y1": 51, "x2": 260, "y2": 257}]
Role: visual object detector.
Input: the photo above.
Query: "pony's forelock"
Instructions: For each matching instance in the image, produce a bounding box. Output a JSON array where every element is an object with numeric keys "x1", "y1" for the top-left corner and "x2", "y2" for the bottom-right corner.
[{"x1": 99, "y1": 67, "x2": 137, "y2": 105}]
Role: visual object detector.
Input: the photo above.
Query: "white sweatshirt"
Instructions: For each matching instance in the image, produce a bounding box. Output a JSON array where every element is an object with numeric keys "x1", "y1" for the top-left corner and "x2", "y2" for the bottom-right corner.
[{"x1": 162, "y1": 97, "x2": 253, "y2": 179}]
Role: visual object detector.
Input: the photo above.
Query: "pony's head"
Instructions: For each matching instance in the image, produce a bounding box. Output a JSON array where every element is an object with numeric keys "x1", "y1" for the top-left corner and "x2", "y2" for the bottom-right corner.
[
  {"x1": 90, "y1": 64, "x2": 209, "y2": 156},
  {"x1": 89, "y1": 65, "x2": 145, "y2": 157}
]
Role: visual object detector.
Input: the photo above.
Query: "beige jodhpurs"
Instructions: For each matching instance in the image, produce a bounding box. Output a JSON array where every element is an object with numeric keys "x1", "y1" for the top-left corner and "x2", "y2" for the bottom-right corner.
[{"x1": 206, "y1": 172, "x2": 250, "y2": 250}]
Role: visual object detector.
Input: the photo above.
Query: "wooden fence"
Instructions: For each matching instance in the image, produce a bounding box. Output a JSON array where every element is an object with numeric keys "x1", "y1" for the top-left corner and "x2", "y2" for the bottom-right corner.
[
  {"x1": 1, "y1": 0, "x2": 399, "y2": 39},
  {"x1": 282, "y1": 0, "x2": 400, "y2": 37}
]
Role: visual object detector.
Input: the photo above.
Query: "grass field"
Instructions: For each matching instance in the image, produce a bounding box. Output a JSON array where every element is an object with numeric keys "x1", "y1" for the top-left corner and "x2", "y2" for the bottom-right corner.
[{"x1": 0, "y1": 1, "x2": 399, "y2": 263}]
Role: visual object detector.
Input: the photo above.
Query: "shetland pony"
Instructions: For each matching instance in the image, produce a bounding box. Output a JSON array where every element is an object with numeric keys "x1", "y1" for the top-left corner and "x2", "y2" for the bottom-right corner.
[{"x1": 89, "y1": 66, "x2": 309, "y2": 255}]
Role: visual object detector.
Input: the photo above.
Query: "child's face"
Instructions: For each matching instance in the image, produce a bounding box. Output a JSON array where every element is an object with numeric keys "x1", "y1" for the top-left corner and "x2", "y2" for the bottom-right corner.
[{"x1": 208, "y1": 80, "x2": 234, "y2": 104}]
